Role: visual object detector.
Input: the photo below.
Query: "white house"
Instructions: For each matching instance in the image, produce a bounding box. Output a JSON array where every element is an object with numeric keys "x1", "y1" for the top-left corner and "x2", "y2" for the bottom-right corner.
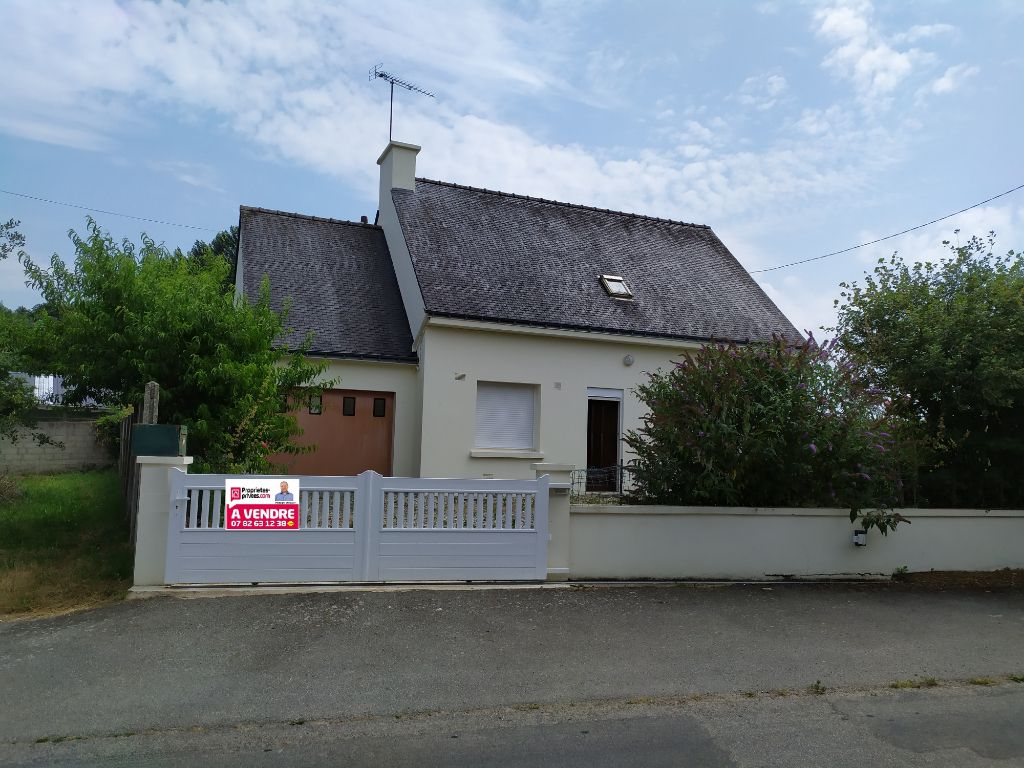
[{"x1": 235, "y1": 141, "x2": 800, "y2": 481}]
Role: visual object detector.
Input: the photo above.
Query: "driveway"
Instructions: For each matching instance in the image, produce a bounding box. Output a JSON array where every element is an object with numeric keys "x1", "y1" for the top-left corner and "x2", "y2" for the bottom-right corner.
[{"x1": 2, "y1": 583, "x2": 1023, "y2": 765}]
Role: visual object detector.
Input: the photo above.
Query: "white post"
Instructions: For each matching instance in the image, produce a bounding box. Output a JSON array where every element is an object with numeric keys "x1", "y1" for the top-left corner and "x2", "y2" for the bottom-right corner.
[
  {"x1": 133, "y1": 455, "x2": 193, "y2": 587},
  {"x1": 533, "y1": 463, "x2": 573, "y2": 581}
]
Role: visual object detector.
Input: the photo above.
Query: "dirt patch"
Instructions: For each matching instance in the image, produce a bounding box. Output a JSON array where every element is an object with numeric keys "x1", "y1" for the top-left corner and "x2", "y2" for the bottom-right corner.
[{"x1": 894, "y1": 569, "x2": 1024, "y2": 591}]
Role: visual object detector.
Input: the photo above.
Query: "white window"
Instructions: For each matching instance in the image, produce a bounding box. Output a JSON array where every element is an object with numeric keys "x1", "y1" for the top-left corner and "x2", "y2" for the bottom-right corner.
[{"x1": 474, "y1": 382, "x2": 537, "y2": 450}]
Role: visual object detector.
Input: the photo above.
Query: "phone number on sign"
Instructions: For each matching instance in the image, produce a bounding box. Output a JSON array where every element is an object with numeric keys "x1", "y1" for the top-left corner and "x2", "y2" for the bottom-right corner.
[{"x1": 235, "y1": 519, "x2": 297, "y2": 529}]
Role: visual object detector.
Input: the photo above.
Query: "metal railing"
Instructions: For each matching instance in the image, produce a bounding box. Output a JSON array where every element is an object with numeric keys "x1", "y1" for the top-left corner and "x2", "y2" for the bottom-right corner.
[{"x1": 570, "y1": 465, "x2": 638, "y2": 502}]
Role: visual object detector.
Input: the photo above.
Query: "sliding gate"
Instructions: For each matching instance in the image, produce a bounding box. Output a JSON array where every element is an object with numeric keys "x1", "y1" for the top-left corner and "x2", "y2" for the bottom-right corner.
[{"x1": 165, "y1": 469, "x2": 549, "y2": 584}]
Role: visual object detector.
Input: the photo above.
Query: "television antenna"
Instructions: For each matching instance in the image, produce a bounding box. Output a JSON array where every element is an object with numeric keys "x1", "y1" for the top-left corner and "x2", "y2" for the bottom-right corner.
[{"x1": 369, "y1": 64, "x2": 435, "y2": 141}]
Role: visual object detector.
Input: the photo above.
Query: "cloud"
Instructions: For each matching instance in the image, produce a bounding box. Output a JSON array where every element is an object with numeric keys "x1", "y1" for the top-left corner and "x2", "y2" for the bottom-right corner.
[
  {"x1": 921, "y1": 63, "x2": 980, "y2": 96},
  {"x1": 736, "y1": 73, "x2": 788, "y2": 111},
  {"x1": 813, "y1": 0, "x2": 931, "y2": 106},
  {"x1": 894, "y1": 23, "x2": 956, "y2": 44},
  {"x1": 853, "y1": 203, "x2": 1024, "y2": 269},
  {"x1": 0, "y1": 1, "x2": 918, "y2": 240},
  {"x1": 149, "y1": 161, "x2": 225, "y2": 193}
]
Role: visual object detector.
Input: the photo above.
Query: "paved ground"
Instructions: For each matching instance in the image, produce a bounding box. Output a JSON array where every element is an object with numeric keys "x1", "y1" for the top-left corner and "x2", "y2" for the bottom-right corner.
[{"x1": 2, "y1": 583, "x2": 1023, "y2": 765}]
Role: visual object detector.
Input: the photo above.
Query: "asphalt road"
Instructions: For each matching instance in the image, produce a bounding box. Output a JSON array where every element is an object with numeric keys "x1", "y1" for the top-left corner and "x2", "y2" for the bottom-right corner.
[{"x1": 2, "y1": 583, "x2": 1023, "y2": 766}]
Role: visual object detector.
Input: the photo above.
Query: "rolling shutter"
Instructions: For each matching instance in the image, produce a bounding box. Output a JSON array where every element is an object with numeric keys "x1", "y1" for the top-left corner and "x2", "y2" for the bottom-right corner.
[{"x1": 475, "y1": 382, "x2": 536, "y2": 449}]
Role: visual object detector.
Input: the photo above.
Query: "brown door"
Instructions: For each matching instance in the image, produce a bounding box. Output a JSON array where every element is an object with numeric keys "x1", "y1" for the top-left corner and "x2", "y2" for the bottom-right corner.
[
  {"x1": 586, "y1": 399, "x2": 620, "y2": 492},
  {"x1": 279, "y1": 389, "x2": 395, "y2": 476}
]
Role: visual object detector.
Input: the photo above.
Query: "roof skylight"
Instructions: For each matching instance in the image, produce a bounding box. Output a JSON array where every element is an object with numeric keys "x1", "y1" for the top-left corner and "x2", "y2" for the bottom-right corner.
[{"x1": 600, "y1": 274, "x2": 633, "y2": 299}]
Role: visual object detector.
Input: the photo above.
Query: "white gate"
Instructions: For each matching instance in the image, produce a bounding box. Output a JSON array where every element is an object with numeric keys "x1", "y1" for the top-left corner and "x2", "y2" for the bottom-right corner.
[{"x1": 165, "y1": 470, "x2": 550, "y2": 584}]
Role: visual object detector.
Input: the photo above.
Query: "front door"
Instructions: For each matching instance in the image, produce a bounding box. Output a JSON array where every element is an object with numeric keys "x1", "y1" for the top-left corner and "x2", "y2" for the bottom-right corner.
[
  {"x1": 586, "y1": 398, "x2": 620, "y2": 491},
  {"x1": 284, "y1": 389, "x2": 395, "y2": 476}
]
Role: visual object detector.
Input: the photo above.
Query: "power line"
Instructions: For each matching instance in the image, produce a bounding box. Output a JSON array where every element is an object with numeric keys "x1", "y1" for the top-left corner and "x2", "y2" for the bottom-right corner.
[
  {"x1": 0, "y1": 189, "x2": 216, "y2": 232},
  {"x1": 750, "y1": 182, "x2": 1024, "y2": 274}
]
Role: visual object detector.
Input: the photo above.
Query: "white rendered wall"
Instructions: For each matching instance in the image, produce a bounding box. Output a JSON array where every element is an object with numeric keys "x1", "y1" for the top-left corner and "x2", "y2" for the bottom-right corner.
[
  {"x1": 376, "y1": 142, "x2": 426, "y2": 340},
  {"x1": 417, "y1": 322, "x2": 696, "y2": 479},
  {"x1": 314, "y1": 357, "x2": 421, "y2": 478},
  {"x1": 569, "y1": 506, "x2": 1024, "y2": 579}
]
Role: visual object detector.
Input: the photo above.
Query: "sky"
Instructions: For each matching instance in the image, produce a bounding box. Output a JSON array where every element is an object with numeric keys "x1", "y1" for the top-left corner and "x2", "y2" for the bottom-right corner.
[{"x1": 1, "y1": 0, "x2": 1022, "y2": 336}]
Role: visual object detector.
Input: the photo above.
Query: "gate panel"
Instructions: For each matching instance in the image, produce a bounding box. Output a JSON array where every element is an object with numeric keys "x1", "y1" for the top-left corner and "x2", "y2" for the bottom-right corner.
[
  {"x1": 165, "y1": 471, "x2": 365, "y2": 584},
  {"x1": 370, "y1": 476, "x2": 550, "y2": 582},
  {"x1": 165, "y1": 470, "x2": 550, "y2": 584}
]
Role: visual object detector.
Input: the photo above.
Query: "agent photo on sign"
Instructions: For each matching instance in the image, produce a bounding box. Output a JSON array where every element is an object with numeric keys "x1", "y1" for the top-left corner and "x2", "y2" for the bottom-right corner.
[{"x1": 275, "y1": 481, "x2": 294, "y2": 502}]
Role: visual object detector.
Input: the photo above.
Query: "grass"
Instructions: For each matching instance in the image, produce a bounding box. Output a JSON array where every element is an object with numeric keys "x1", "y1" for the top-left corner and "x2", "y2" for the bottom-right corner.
[
  {"x1": 968, "y1": 677, "x2": 997, "y2": 686},
  {"x1": 1010, "y1": 675, "x2": 1024, "y2": 683},
  {"x1": 0, "y1": 470, "x2": 132, "y2": 619}
]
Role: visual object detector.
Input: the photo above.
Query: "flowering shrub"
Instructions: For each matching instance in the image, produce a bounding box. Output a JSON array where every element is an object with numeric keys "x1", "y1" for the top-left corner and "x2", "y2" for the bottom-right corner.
[{"x1": 624, "y1": 335, "x2": 913, "y2": 533}]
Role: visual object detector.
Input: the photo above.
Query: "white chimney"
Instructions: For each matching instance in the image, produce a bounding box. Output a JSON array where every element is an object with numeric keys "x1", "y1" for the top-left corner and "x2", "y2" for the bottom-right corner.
[
  {"x1": 375, "y1": 141, "x2": 427, "y2": 341},
  {"x1": 377, "y1": 141, "x2": 420, "y2": 207}
]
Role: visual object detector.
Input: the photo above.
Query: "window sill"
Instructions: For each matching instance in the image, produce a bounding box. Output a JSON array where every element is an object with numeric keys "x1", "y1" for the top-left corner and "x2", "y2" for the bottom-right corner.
[{"x1": 470, "y1": 449, "x2": 545, "y2": 460}]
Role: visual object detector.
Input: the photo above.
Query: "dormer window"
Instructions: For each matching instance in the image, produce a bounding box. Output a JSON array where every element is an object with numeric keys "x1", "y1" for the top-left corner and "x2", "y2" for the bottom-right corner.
[{"x1": 600, "y1": 274, "x2": 633, "y2": 299}]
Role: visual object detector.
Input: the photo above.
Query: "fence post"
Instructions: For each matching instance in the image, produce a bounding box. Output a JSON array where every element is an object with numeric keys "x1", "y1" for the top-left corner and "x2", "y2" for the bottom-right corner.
[
  {"x1": 142, "y1": 381, "x2": 159, "y2": 425},
  {"x1": 133, "y1": 455, "x2": 193, "y2": 587},
  {"x1": 533, "y1": 463, "x2": 573, "y2": 581}
]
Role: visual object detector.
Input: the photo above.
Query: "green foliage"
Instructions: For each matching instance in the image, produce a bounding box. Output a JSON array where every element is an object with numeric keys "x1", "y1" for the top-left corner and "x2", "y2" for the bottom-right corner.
[
  {"x1": 21, "y1": 218, "x2": 329, "y2": 472},
  {"x1": 188, "y1": 225, "x2": 239, "y2": 287},
  {"x1": 94, "y1": 405, "x2": 134, "y2": 453},
  {"x1": 834, "y1": 233, "x2": 1024, "y2": 508},
  {"x1": 0, "y1": 219, "x2": 51, "y2": 445},
  {"x1": 624, "y1": 335, "x2": 912, "y2": 533}
]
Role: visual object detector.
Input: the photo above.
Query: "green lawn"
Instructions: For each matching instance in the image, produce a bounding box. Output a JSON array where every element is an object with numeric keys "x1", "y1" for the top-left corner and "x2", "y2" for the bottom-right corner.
[{"x1": 0, "y1": 470, "x2": 133, "y2": 618}]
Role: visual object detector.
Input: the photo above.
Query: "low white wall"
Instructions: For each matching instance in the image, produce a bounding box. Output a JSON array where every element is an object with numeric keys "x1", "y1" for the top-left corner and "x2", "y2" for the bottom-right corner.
[{"x1": 569, "y1": 506, "x2": 1024, "y2": 580}]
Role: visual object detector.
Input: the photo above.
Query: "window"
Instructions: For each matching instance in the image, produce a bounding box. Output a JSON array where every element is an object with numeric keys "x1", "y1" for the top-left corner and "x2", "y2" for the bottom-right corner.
[
  {"x1": 599, "y1": 274, "x2": 633, "y2": 299},
  {"x1": 474, "y1": 382, "x2": 537, "y2": 449},
  {"x1": 308, "y1": 393, "x2": 323, "y2": 415},
  {"x1": 373, "y1": 397, "x2": 386, "y2": 418},
  {"x1": 342, "y1": 396, "x2": 356, "y2": 416}
]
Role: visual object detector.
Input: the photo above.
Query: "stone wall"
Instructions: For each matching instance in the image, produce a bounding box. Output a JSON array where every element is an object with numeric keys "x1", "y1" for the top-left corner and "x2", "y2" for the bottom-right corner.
[{"x1": 0, "y1": 415, "x2": 114, "y2": 475}]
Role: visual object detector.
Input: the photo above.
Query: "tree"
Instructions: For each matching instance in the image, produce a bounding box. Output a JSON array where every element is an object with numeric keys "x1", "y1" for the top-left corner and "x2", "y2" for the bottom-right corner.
[
  {"x1": 0, "y1": 220, "x2": 50, "y2": 445},
  {"x1": 188, "y1": 225, "x2": 239, "y2": 286},
  {"x1": 21, "y1": 218, "x2": 328, "y2": 472},
  {"x1": 624, "y1": 335, "x2": 912, "y2": 533},
  {"x1": 834, "y1": 232, "x2": 1024, "y2": 508}
]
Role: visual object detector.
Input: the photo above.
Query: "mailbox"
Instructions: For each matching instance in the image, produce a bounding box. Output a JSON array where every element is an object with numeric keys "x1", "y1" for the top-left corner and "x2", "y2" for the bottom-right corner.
[{"x1": 132, "y1": 424, "x2": 187, "y2": 457}]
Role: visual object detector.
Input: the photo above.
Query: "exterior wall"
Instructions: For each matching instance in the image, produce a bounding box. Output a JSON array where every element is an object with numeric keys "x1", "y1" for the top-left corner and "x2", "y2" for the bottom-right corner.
[
  {"x1": 569, "y1": 506, "x2": 1024, "y2": 580},
  {"x1": 0, "y1": 415, "x2": 114, "y2": 475},
  {"x1": 314, "y1": 358, "x2": 421, "y2": 477},
  {"x1": 418, "y1": 322, "x2": 695, "y2": 479}
]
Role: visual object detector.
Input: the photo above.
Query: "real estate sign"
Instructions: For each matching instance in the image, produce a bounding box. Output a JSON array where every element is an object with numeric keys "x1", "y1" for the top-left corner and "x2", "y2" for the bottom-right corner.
[{"x1": 225, "y1": 478, "x2": 301, "y2": 530}]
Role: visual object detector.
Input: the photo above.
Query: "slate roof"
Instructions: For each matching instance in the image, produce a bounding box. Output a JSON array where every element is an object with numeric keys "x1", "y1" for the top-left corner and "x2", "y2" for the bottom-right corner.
[
  {"x1": 392, "y1": 179, "x2": 802, "y2": 344},
  {"x1": 238, "y1": 206, "x2": 416, "y2": 362}
]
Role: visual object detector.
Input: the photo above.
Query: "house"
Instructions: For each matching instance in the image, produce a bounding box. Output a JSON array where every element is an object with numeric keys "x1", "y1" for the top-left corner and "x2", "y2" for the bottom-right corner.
[{"x1": 236, "y1": 141, "x2": 800, "y2": 481}]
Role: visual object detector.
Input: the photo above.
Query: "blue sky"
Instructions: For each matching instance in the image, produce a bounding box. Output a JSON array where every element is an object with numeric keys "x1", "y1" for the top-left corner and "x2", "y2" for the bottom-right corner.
[{"x1": 2, "y1": 0, "x2": 1022, "y2": 335}]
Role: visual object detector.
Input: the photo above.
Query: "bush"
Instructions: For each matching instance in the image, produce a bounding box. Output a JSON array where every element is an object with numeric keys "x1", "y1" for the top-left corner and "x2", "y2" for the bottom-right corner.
[
  {"x1": 624, "y1": 335, "x2": 913, "y2": 533},
  {"x1": 834, "y1": 234, "x2": 1024, "y2": 508}
]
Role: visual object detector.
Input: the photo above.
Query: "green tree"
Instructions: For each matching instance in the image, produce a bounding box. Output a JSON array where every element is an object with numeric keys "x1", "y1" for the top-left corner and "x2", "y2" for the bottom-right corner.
[
  {"x1": 21, "y1": 218, "x2": 328, "y2": 472},
  {"x1": 0, "y1": 219, "x2": 50, "y2": 444},
  {"x1": 188, "y1": 225, "x2": 239, "y2": 286},
  {"x1": 834, "y1": 232, "x2": 1024, "y2": 508},
  {"x1": 624, "y1": 335, "x2": 912, "y2": 533}
]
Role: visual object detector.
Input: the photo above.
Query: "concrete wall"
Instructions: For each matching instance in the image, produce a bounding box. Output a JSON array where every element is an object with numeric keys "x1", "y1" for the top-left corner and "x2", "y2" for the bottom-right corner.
[
  {"x1": 418, "y1": 320, "x2": 696, "y2": 479},
  {"x1": 314, "y1": 357, "x2": 421, "y2": 477},
  {"x1": 569, "y1": 505, "x2": 1024, "y2": 580},
  {"x1": 0, "y1": 416, "x2": 113, "y2": 475}
]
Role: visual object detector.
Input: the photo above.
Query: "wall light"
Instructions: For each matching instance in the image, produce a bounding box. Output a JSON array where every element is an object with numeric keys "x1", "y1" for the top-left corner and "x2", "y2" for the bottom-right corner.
[{"x1": 623, "y1": 354, "x2": 635, "y2": 367}]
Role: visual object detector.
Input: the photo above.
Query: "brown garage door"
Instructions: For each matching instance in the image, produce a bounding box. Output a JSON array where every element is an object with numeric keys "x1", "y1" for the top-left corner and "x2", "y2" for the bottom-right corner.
[{"x1": 279, "y1": 389, "x2": 395, "y2": 476}]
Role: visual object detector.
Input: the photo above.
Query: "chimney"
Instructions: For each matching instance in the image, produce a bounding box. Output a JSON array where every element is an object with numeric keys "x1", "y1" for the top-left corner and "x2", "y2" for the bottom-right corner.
[{"x1": 377, "y1": 141, "x2": 421, "y2": 208}]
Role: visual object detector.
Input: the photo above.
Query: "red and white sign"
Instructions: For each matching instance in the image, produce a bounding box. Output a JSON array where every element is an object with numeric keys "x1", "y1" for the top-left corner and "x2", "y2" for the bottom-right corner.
[{"x1": 225, "y1": 478, "x2": 301, "y2": 530}]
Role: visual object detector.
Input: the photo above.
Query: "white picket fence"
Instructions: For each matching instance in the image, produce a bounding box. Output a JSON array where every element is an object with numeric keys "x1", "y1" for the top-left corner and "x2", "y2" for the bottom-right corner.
[{"x1": 165, "y1": 469, "x2": 550, "y2": 584}]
